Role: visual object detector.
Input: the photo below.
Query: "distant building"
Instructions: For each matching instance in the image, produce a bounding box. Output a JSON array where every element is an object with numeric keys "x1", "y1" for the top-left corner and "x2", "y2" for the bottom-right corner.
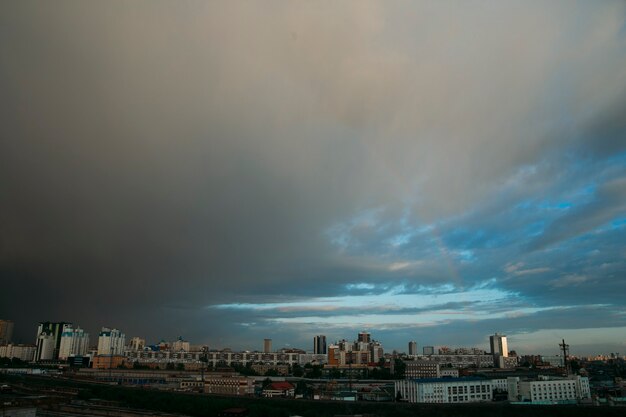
[
  {"x1": 0, "y1": 320, "x2": 14, "y2": 344},
  {"x1": 408, "y1": 341, "x2": 417, "y2": 356},
  {"x1": 313, "y1": 335, "x2": 327, "y2": 354},
  {"x1": 490, "y1": 333, "x2": 508, "y2": 357},
  {"x1": 0, "y1": 344, "x2": 36, "y2": 361},
  {"x1": 250, "y1": 364, "x2": 289, "y2": 376},
  {"x1": 263, "y1": 338, "x2": 272, "y2": 353},
  {"x1": 423, "y1": 346, "x2": 435, "y2": 355},
  {"x1": 203, "y1": 374, "x2": 254, "y2": 396},
  {"x1": 262, "y1": 381, "x2": 295, "y2": 398},
  {"x1": 35, "y1": 322, "x2": 71, "y2": 361},
  {"x1": 405, "y1": 360, "x2": 439, "y2": 379},
  {"x1": 358, "y1": 331, "x2": 371, "y2": 343},
  {"x1": 128, "y1": 337, "x2": 146, "y2": 351},
  {"x1": 58, "y1": 326, "x2": 89, "y2": 360},
  {"x1": 407, "y1": 353, "x2": 494, "y2": 368},
  {"x1": 171, "y1": 336, "x2": 190, "y2": 352},
  {"x1": 297, "y1": 353, "x2": 327, "y2": 365},
  {"x1": 92, "y1": 354, "x2": 125, "y2": 369},
  {"x1": 97, "y1": 327, "x2": 125, "y2": 355}
]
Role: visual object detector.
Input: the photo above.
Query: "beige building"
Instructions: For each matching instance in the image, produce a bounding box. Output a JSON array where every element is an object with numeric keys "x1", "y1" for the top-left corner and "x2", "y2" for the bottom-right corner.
[
  {"x1": 0, "y1": 320, "x2": 14, "y2": 344},
  {"x1": 0, "y1": 344, "x2": 36, "y2": 361}
]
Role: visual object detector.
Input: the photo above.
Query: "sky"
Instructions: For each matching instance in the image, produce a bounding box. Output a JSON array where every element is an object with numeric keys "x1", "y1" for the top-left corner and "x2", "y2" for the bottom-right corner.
[{"x1": 1, "y1": 1, "x2": 625, "y2": 356}]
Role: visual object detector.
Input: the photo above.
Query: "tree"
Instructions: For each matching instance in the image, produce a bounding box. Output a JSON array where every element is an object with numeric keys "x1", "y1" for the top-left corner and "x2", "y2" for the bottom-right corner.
[
  {"x1": 393, "y1": 359, "x2": 406, "y2": 379},
  {"x1": 291, "y1": 364, "x2": 304, "y2": 377}
]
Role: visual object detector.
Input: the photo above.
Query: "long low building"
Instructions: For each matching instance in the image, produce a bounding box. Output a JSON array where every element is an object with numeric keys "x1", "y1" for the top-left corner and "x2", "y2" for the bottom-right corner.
[
  {"x1": 396, "y1": 377, "x2": 505, "y2": 403},
  {"x1": 508, "y1": 375, "x2": 590, "y2": 403},
  {"x1": 396, "y1": 375, "x2": 591, "y2": 404},
  {"x1": 0, "y1": 344, "x2": 36, "y2": 362},
  {"x1": 411, "y1": 354, "x2": 496, "y2": 368},
  {"x1": 124, "y1": 350, "x2": 303, "y2": 367}
]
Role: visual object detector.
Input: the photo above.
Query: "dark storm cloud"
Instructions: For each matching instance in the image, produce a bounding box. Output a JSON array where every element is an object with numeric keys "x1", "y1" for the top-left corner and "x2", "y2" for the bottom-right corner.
[{"x1": 1, "y1": 1, "x2": 625, "y2": 354}]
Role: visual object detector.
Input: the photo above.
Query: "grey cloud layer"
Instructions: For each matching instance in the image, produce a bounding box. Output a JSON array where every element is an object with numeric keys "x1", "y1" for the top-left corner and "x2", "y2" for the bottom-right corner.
[{"x1": 1, "y1": 1, "x2": 625, "y2": 353}]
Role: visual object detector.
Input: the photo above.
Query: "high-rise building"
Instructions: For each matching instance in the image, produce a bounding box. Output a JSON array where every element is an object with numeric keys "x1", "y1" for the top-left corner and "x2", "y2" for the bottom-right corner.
[
  {"x1": 58, "y1": 326, "x2": 90, "y2": 360},
  {"x1": 0, "y1": 320, "x2": 14, "y2": 344},
  {"x1": 35, "y1": 322, "x2": 71, "y2": 361},
  {"x1": 490, "y1": 333, "x2": 508, "y2": 358},
  {"x1": 423, "y1": 346, "x2": 435, "y2": 355},
  {"x1": 97, "y1": 327, "x2": 126, "y2": 355},
  {"x1": 358, "y1": 331, "x2": 371, "y2": 343},
  {"x1": 128, "y1": 337, "x2": 146, "y2": 351},
  {"x1": 36, "y1": 333, "x2": 56, "y2": 361},
  {"x1": 263, "y1": 338, "x2": 272, "y2": 353},
  {"x1": 313, "y1": 335, "x2": 327, "y2": 354},
  {"x1": 408, "y1": 341, "x2": 417, "y2": 356}
]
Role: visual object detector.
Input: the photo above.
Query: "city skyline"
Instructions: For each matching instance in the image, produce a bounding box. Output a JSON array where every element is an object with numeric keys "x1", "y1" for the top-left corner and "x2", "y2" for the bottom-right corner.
[
  {"x1": 1, "y1": 317, "x2": 621, "y2": 359},
  {"x1": 1, "y1": 1, "x2": 625, "y2": 357}
]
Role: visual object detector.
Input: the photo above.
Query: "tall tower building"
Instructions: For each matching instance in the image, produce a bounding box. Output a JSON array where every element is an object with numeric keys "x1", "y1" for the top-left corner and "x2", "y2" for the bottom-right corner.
[
  {"x1": 408, "y1": 341, "x2": 417, "y2": 356},
  {"x1": 35, "y1": 322, "x2": 71, "y2": 361},
  {"x1": 97, "y1": 327, "x2": 126, "y2": 355},
  {"x1": 490, "y1": 333, "x2": 508, "y2": 357},
  {"x1": 263, "y1": 338, "x2": 272, "y2": 353},
  {"x1": 0, "y1": 320, "x2": 14, "y2": 344},
  {"x1": 358, "y1": 331, "x2": 371, "y2": 343},
  {"x1": 314, "y1": 335, "x2": 327, "y2": 354},
  {"x1": 58, "y1": 326, "x2": 90, "y2": 360}
]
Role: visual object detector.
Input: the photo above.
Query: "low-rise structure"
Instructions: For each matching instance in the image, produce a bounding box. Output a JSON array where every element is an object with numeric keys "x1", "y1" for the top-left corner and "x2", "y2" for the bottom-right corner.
[
  {"x1": 507, "y1": 375, "x2": 591, "y2": 403},
  {"x1": 203, "y1": 375, "x2": 254, "y2": 396},
  {"x1": 92, "y1": 355, "x2": 125, "y2": 369},
  {"x1": 262, "y1": 381, "x2": 295, "y2": 398},
  {"x1": 395, "y1": 377, "x2": 504, "y2": 403}
]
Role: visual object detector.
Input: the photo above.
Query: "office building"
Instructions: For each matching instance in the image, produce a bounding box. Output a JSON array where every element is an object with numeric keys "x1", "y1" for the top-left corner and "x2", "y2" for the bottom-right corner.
[
  {"x1": 58, "y1": 326, "x2": 90, "y2": 360},
  {"x1": 490, "y1": 333, "x2": 508, "y2": 357},
  {"x1": 314, "y1": 335, "x2": 327, "y2": 354},
  {"x1": 0, "y1": 320, "x2": 14, "y2": 344},
  {"x1": 35, "y1": 322, "x2": 71, "y2": 361},
  {"x1": 423, "y1": 346, "x2": 435, "y2": 355},
  {"x1": 408, "y1": 341, "x2": 417, "y2": 356},
  {"x1": 97, "y1": 327, "x2": 126, "y2": 355},
  {"x1": 263, "y1": 338, "x2": 272, "y2": 353}
]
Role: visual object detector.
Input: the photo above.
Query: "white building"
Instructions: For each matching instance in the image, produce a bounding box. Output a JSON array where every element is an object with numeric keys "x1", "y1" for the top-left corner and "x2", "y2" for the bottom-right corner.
[
  {"x1": 35, "y1": 333, "x2": 56, "y2": 361},
  {"x1": 396, "y1": 377, "x2": 505, "y2": 403},
  {"x1": 35, "y1": 322, "x2": 71, "y2": 361},
  {"x1": 58, "y1": 326, "x2": 89, "y2": 360},
  {"x1": 97, "y1": 327, "x2": 125, "y2": 355},
  {"x1": 507, "y1": 375, "x2": 591, "y2": 403},
  {"x1": 0, "y1": 344, "x2": 37, "y2": 361}
]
